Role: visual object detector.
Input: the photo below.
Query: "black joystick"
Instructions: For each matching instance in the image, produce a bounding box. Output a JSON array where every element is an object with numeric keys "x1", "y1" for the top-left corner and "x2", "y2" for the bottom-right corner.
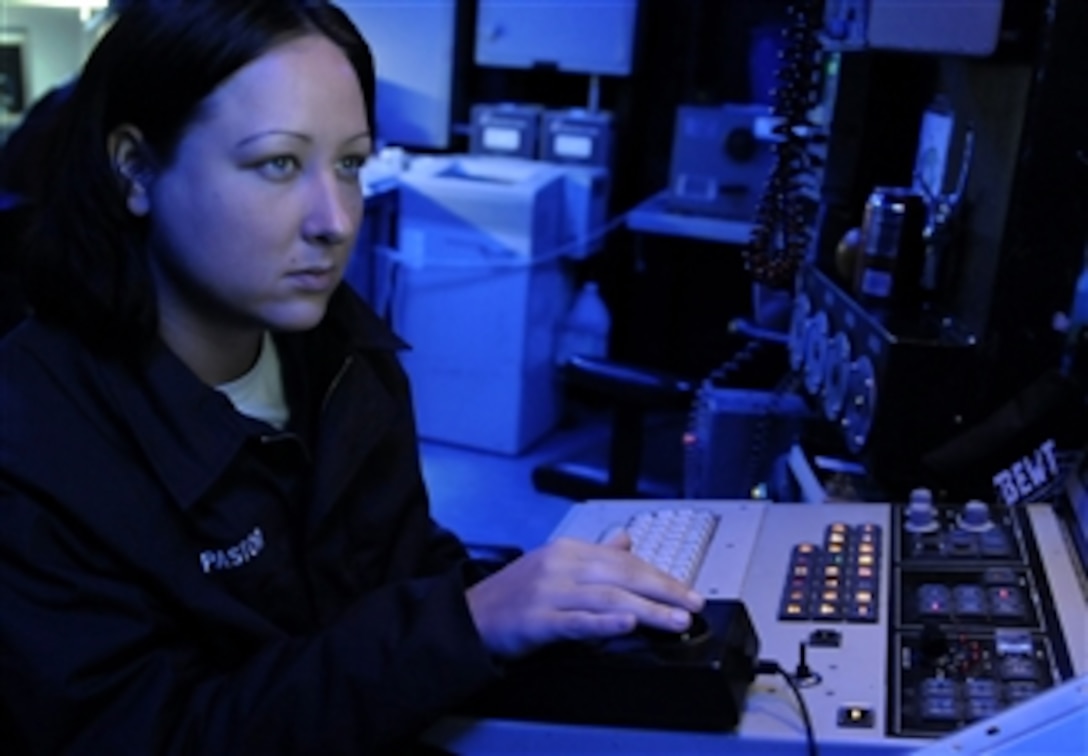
[
  {"x1": 919, "y1": 620, "x2": 950, "y2": 664},
  {"x1": 631, "y1": 612, "x2": 713, "y2": 660}
]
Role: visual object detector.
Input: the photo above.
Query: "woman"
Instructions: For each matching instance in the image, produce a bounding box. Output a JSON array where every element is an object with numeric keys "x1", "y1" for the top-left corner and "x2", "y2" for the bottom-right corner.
[{"x1": 0, "y1": 2, "x2": 703, "y2": 753}]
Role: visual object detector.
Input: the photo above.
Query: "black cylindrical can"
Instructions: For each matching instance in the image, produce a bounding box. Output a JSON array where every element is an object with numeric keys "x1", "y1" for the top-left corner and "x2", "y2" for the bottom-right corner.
[{"x1": 854, "y1": 187, "x2": 927, "y2": 308}]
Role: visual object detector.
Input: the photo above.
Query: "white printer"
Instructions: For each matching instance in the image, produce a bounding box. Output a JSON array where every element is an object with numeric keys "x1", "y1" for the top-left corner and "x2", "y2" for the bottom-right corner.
[
  {"x1": 396, "y1": 155, "x2": 565, "y2": 264},
  {"x1": 388, "y1": 156, "x2": 574, "y2": 455}
]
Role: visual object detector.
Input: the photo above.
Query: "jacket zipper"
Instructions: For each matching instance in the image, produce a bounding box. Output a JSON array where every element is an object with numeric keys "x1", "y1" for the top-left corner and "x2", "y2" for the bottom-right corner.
[
  {"x1": 267, "y1": 353, "x2": 353, "y2": 626},
  {"x1": 320, "y1": 354, "x2": 354, "y2": 418}
]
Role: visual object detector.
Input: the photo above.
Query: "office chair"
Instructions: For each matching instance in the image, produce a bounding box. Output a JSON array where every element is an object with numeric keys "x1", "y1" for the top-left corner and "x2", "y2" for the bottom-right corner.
[
  {"x1": 531, "y1": 354, "x2": 699, "y2": 500},
  {"x1": 532, "y1": 322, "x2": 789, "y2": 501}
]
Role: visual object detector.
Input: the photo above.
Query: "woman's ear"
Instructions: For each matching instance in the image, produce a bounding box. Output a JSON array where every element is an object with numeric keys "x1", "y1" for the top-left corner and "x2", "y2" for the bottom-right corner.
[{"x1": 107, "y1": 125, "x2": 154, "y2": 216}]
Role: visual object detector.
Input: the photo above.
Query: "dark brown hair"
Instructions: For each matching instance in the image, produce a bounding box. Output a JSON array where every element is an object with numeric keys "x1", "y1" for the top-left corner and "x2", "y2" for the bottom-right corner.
[{"x1": 25, "y1": 0, "x2": 376, "y2": 356}]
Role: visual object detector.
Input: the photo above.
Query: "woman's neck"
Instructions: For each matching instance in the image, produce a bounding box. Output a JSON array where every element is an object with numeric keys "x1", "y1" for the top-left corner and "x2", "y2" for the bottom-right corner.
[{"x1": 158, "y1": 313, "x2": 264, "y2": 386}]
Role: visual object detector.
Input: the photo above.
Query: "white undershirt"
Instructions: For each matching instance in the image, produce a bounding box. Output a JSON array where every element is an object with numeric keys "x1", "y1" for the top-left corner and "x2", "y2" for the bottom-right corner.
[{"x1": 214, "y1": 332, "x2": 289, "y2": 430}]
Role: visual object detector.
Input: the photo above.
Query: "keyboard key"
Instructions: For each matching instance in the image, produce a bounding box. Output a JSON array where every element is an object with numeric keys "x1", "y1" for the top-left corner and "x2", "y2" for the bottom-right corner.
[{"x1": 624, "y1": 508, "x2": 719, "y2": 586}]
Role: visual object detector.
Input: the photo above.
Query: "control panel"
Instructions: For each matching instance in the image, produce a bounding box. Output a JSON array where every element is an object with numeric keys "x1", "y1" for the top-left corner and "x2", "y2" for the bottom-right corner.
[
  {"x1": 424, "y1": 498, "x2": 1085, "y2": 755},
  {"x1": 889, "y1": 493, "x2": 1071, "y2": 739}
]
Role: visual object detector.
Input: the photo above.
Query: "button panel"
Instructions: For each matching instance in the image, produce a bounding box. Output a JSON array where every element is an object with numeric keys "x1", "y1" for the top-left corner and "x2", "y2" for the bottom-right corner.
[
  {"x1": 778, "y1": 522, "x2": 882, "y2": 622},
  {"x1": 890, "y1": 502, "x2": 1069, "y2": 739}
]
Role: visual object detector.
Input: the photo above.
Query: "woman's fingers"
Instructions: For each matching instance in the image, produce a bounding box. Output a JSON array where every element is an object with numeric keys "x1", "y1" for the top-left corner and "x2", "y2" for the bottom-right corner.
[
  {"x1": 466, "y1": 538, "x2": 707, "y2": 659},
  {"x1": 550, "y1": 579, "x2": 698, "y2": 632},
  {"x1": 598, "y1": 525, "x2": 632, "y2": 550},
  {"x1": 551, "y1": 538, "x2": 704, "y2": 613}
]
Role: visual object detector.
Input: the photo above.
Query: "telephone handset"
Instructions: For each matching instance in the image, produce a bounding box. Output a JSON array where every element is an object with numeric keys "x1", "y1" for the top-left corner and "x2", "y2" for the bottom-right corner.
[
  {"x1": 744, "y1": 0, "x2": 828, "y2": 289},
  {"x1": 456, "y1": 599, "x2": 760, "y2": 732}
]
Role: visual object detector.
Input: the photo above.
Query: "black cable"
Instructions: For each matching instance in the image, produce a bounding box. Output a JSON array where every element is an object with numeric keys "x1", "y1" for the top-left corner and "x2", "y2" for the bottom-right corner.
[{"x1": 756, "y1": 659, "x2": 819, "y2": 756}]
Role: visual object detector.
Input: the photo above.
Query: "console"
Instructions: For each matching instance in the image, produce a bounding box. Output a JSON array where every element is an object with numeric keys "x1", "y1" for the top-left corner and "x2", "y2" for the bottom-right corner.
[
  {"x1": 423, "y1": 498, "x2": 1085, "y2": 754},
  {"x1": 787, "y1": 264, "x2": 976, "y2": 488}
]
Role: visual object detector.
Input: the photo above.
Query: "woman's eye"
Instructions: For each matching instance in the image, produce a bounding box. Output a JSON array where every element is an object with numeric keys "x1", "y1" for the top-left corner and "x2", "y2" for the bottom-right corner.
[
  {"x1": 257, "y1": 156, "x2": 300, "y2": 180},
  {"x1": 337, "y1": 155, "x2": 367, "y2": 180}
]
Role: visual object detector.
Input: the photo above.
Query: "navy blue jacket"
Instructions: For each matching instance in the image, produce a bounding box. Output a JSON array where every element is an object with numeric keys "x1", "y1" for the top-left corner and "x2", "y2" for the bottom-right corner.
[{"x1": 0, "y1": 287, "x2": 500, "y2": 754}]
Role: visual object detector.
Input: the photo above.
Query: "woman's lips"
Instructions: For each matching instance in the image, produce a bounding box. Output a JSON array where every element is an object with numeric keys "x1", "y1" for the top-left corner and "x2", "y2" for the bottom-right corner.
[{"x1": 286, "y1": 267, "x2": 337, "y2": 292}]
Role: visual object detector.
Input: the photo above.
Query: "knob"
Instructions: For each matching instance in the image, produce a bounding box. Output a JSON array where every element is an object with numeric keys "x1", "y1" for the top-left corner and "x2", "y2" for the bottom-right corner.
[
  {"x1": 724, "y1": 127, "x2": 758, "y2": 162},
  {"x1": 957, "y1": 500, "x2": 994, "y2": 532},
  {"x1": 919, "y1": 620, "x2": 950, "y2": 663},
  {"x1": 905, "y1": 487, "x2": 939, "y2": 533}
]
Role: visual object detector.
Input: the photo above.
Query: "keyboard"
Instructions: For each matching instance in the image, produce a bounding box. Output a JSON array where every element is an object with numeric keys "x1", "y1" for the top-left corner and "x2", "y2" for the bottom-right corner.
[{"x1": 603, "y1": 508, "x2": 720, "y2": 585}]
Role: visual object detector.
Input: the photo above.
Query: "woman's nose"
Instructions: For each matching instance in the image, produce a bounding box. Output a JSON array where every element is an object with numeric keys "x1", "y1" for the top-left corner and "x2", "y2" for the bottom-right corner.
[{"x1": 302, "y1": 173, "x2": 360, "y2": 246}]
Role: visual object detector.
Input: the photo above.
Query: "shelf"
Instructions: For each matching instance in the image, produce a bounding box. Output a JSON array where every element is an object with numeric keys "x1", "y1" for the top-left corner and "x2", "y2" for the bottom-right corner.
[{"x1": 625, "y1": 190, "x2": 754, "y2": 245}]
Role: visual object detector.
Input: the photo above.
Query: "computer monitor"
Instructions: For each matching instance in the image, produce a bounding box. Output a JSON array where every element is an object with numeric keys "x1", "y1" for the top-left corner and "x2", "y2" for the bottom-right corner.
[{"x1": 341, "y1": 1, "x2": 458, "y2": 150}]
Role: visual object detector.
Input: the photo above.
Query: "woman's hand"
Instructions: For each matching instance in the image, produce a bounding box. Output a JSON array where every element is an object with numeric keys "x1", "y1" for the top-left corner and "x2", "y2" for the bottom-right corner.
[{"x1": 464, "y1": 530, "x2": 705, "y2": 660}]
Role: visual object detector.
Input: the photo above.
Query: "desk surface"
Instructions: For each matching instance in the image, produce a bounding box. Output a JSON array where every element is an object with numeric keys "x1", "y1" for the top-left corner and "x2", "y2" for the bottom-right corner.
[
  {"x1": 423, "y1": 716, "x2": 918, "y2": 755},
  {"x1": 626, "y1": 190, "x2": 755, "y2": 244}
]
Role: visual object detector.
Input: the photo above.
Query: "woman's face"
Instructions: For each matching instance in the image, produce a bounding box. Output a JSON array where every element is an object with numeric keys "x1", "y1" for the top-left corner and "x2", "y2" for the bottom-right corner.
[{"x1": 142, "y1": 32, "x2": 371, "y2": 351}]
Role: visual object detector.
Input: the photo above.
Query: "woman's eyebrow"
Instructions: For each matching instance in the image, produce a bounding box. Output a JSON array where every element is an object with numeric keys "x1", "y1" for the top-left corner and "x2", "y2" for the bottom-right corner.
[
  {"x1": 234, "y1": 129, "x2": 372, "y2": 149},
  {"x1": 235, "y1": 130, "x2": 311, "y2": 148}
]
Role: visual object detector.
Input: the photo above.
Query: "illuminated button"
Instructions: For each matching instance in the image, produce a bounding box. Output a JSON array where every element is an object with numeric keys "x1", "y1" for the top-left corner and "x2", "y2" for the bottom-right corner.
[
  {"x1": 788, "y1": 589, "x2": 806, "y2": 601},
  {"x1": 792, "y1": 543, "x2": 818, "y2": 561},
  {"x1": 793, "y1": 565, "x2": 810, "y2": 577},
  {"x1": 828, "y1": 531, "x2": 846, "y2": 544},
  {"x1": 823, "y1": 577, "x2": 840, "y2": 589},
  {"x1": 857, "y1": 554, "x2": 874, "y2": 566},
  {"x1": 824, "y1": 565, "x2": 841, "y2": 577},
  {"x1": 854, "y1": 590, "x2": 873, "y2": 603},
  {"x1": 818, "y1": 602, "x2": 838, "y2": 616},
  {"x1": 848, "y1": 603, "x2": 876, "y2": 621},
  {"x1": 786, "y1": 603, "x2": 805, "y2": 616},
  {"x1": 828, "y1": 544, "x2": 844, "y2": 554},
  {"x1": 837, "y1": 705, "x2": 875, "y2": 728},
  {"x1": 856, "y1": 566, "x2": 873, "y2": 579},
  {"x1": 857, "y1": 543, "x2": 875, "y2": 555}
]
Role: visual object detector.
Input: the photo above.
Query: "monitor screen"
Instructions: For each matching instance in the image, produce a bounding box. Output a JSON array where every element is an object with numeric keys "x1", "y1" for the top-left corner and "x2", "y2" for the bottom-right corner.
[{"x1": 341, "y1": 1, "x2": 457, "y2": 150}]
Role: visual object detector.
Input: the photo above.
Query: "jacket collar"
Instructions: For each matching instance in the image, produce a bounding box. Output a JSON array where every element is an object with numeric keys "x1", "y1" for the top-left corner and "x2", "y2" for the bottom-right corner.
[
  {"x1": 317, "y1": 286, "x2": 407, "y2": 353},
  {"x1": 102, "y1": 287, "x2": 406, "y2": 511}
]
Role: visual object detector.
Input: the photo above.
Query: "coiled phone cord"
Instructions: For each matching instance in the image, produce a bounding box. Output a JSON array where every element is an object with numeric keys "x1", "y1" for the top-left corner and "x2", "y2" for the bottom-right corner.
[{"x1": 743, "y1": 0, "x2": 826, "y2": 289}]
